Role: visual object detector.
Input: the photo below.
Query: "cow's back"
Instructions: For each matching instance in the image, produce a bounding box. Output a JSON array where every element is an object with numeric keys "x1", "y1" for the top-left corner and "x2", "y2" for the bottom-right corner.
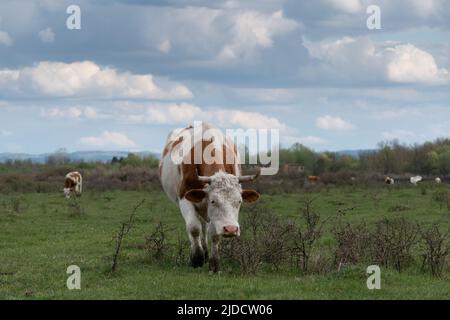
[{"x1": 159, "y1": 123, "x2": 240, "y2": 204}]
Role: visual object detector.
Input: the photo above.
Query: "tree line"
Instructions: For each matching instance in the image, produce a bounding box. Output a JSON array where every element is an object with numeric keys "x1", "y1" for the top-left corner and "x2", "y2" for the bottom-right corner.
[{"x1": 1, "y1": 137, "x2": 449, "y2": 176}]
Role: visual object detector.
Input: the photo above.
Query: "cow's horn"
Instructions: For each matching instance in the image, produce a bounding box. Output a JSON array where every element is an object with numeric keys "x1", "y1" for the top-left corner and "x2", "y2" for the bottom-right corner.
[{"x1": 238, "y1": 168, "x2": 261, "y2": 183}]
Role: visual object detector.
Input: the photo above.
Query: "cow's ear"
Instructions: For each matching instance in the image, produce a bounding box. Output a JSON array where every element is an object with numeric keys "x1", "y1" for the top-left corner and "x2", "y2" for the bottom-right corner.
[
  {"x1": 242, "y1": 189, "x2": 260, "y2": 203},
  {"x1": 185, "y1": 189, "x2": 207, "y2": 203}
]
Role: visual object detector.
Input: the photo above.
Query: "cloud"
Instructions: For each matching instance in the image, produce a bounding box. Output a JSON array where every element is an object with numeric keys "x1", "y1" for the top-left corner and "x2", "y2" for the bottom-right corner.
[
  {"x1": 382, "y1": 129, "x2": 416, "y2": 141},
  {"x1": 316, "y1": 115, "x2": 354, "y2": 130},
  {"x1": 157, "y1": 40, "x2": 171, "y2": 53},
  {"x1": 38, "y1": 27, "x2": 55, "y2": 43},
  {"x1": 123, "y1": 102, "x2": 287, "y2": 130},
  {"x1": 0, "y1": 61, "x2": 193, "y2": 99},
  {"x1": 1, "y1": 129, "x2": 12, "y2": 137},
  {"x1": 217, "y1": 10, "x2": 298, "y2": 61},
  {"x1": 41, "y1": 106, "x2": 99, "y2": 119},
  {"x1": 0, "y1": 30, "x2": 12, "y2": 46},
  {"x1": 326, "y1": 0, "x2": 362, "y2": 14},
  {"x1": 283, "y1": 135, "x2": 327, "y2": 146},
  {"x1": 385, "y1": 44, "x2": 449, "y2": 84},
  {"x1": 126, "y1": 103, "x2": 203, "y2": 124},
  {"x1": 303, "y1": 37, "x2": 450, "y2": 85},
  {"x1": 372, "y1": 108, "x2": 422, "y2": 120},
  {"x1": 79, "y1": 131, "x2": 137, "y2": 149}
]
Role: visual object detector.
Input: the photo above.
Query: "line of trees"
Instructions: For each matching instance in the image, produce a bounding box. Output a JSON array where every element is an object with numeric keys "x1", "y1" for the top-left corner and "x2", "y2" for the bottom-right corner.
[
  {"x1": 279, "y1": 138, "x2": 450, "y2": 176},
  {"x1": 1, "y1": 138, "x2": 449, "y2": 176}
]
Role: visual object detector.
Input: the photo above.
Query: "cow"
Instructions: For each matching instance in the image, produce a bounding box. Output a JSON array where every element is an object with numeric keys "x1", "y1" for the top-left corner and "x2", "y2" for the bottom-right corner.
[
  {"x1": 64, "y1": 171, "x2": 82, "y2": 199},
  {"x1": 384, "y1": 176, "x2": 395, "y2": 185},
  {"x1": 159, "y1": 123, "x2": 260, "y2": 273},
  {"x1": 410, "y1": 176, "x2": 423, "y2": 186},
  {"x1": 435, "y1": 177, "x2": 442, "y2": 184},
  {"x1": 307, "y1": 176, "x2": 320, "y2": 183}
]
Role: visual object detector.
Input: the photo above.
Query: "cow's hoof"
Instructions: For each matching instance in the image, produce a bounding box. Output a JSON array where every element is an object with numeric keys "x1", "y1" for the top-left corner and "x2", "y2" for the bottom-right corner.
[
  {"x1": 190, "y1": 250, "x2": 205, "y2": 268},
  {"x1": 208, "y1": 257, "x2": 220, "y2": 273}
]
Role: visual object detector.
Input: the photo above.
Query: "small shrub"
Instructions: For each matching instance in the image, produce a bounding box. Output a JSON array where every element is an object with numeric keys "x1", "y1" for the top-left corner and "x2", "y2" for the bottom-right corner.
[
  {"x1": 144, "y1": 222, "x2": 171, "y2": 261},
  {"x1": 432, "y1": 189, "x2": 449, "y2": 210},
  {"x1": 370, "y1": 217, "x2": 419, "y2": 272},
  {"x1": 420, "y1": 224, "x2": 450, "y2": 277},
  {"x1": 334, "y1": 222, "x2": 371, "y2": 266}
]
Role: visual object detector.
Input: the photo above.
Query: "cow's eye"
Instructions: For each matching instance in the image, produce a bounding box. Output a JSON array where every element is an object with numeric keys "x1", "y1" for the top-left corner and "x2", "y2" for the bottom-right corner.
[{"x1": 210, "y1": 200, "x2": 215, "y2": 204}]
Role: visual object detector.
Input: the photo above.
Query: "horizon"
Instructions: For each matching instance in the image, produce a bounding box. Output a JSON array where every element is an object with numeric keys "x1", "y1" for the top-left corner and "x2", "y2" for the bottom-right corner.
[{"x1": 1, "y1": 1, "x2": 450, "y2": 154}]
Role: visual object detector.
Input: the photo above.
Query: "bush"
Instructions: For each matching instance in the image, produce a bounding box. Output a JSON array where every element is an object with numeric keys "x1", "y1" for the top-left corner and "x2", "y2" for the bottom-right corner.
[
  {"x1": 420, "y1": 224, "x2": 450, "y2": 277},
  {"x1": 370, "y1": 217, "x2": 419, "y2": 272}
]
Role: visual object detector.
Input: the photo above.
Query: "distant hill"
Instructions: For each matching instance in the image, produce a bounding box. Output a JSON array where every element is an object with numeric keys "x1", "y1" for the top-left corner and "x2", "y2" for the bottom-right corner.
[
  {"x1": 0, "y1": 151, "x2": 160, "y2": 164},
  {"x1": 0, "y1": 149, "x2": 372, "y2": 163}
]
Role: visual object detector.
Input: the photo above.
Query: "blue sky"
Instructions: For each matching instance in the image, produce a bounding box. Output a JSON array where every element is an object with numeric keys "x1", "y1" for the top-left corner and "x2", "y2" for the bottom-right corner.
[{"x1": 0, "y1": 0, "x2": 449, "y2": 154}]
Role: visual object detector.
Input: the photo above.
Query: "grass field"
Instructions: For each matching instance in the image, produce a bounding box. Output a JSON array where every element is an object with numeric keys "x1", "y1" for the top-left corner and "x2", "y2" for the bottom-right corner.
[{"x1": 0, "y1": 186, "x2": 449, "y2": 299}]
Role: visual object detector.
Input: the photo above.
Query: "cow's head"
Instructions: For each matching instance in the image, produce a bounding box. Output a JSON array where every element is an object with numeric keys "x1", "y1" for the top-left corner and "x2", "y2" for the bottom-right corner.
[
  {"x1": 185, "y1": 170, "x2": 260, "y2": 237},
  {"x1": 63, "y1": 188, "x2": 72, "y2": 199}
]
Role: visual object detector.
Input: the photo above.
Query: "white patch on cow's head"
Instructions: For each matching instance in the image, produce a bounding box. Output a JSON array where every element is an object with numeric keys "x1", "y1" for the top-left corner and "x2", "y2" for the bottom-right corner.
[
  {"x1": 204, "y1": 171, "x2": 243, "y2": 237},
  {"x1": 63, "y1": 188, "x2": 72, "y2": 199}
]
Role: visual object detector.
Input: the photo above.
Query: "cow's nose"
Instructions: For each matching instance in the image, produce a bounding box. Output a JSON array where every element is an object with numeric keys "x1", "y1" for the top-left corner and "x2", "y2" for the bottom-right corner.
[{"x1": 223, "y1": 225, "x2": 239, "y2": 237}]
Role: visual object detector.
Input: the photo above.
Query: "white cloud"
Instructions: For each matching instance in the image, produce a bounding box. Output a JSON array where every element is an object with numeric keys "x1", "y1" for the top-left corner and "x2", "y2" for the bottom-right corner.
[
  {"x1": 41, "y1": 106, "x2": 99, "y2": 119},
  {"x1": 410, "y1": 0, "x2": 443, "y2": 17},
  {"x1": 218, "y1": 10, "x2": 298, "y2": 61},
  {"x1": 1, "y1": 129, "x2": 12, "y2": 137},
  {"x1": 38, "y1": 27, "x2": 55, "y2": 43},
  {"x1": 126, "y1": 103, "x2": 202, "y2": 124},
  {"x1": 326, "y1": 0, "x2": 362, "y2": 13},
  {"x1": 0, "y1": 61, "x2": 193, "y2": 99},
  {"x1": 0, "y1": 30, "x2": 12, "y2": 46},
  {"x1": 303, "y1": 37, "x2": 450, "y2": 85},
  {"x1": 124, "y1": 102, "x2": 286, "y2": 130},
  {"x1": 283, "y1": 135, "x2": 327, "y2": 146},
  {"x1": 382, "y1": 130, "x2": 416, "y2": 141},
  {"x1": 158, "y1": 40, "x2": 171, "y2": 53},
  {"x1": 316, "y1": 115, "x2": 354, "y2": 130},
  {"x1": 385, "y1": 44, "x2": 449, "y2": 84},
  {"x1": 80, "y1": 131, "x2": 137, "y2": 149},
  {"x1": 372, "y1": 108, "x2": 422, "y2": 120},
  {"x1": 219, "y1": 110, "x2": 286, "y2": 129}
]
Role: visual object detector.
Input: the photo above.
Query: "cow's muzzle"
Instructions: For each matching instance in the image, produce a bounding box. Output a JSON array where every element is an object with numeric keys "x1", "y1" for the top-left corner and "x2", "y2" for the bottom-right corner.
[{"x1": 222, "y1": 225, "x2": 239, "y2": 237}]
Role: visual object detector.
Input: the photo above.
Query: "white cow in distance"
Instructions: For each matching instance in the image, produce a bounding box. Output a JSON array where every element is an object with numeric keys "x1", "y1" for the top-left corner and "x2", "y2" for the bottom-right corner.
[
  {"x1": 435, "y1": 177, "x2": 442, "y2": 184},
  {"x1": 410, "y1": 176, "x2": 423, "y2": 185}
]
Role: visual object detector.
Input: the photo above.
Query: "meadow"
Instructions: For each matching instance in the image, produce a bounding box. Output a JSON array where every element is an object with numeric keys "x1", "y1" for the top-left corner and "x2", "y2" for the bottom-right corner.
[{"x1": 0, "y1": 184, "x2": 449, "y2": 300}]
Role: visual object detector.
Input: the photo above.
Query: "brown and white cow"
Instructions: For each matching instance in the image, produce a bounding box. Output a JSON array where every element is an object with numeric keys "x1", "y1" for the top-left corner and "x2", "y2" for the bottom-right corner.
[
  {"x1": 64, "y1": 171, "x2": 82, "y2": 199},
  {"x1": 384, "y1": 176, "x2": 395, "y2": 185},
  {"x1": 159, "y1": 123, "x2": 260, "y2": 272}
]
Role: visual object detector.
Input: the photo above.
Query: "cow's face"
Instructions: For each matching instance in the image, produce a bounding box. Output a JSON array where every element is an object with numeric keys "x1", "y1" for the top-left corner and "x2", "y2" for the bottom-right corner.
[
  {"x1": 185, "y1": 172, "x2": 259, "y2": 237},
  {"x1": 63, "y1": 188, "x2": 71, "y2": 199}
]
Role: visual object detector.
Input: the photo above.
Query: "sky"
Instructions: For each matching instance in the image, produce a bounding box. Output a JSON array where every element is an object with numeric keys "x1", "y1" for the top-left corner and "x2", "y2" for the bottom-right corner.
[{"x1": 0, "y1": 0, "x2": 449, "y2": 154}]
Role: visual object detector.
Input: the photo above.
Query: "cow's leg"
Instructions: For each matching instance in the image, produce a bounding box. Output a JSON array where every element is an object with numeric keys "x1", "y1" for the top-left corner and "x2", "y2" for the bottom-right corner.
[
  {"x1": 209, "y1": 234, "x2": 220, "y2": 274},
  {"x1": 201, "y1": 221, "x2": 209, "y2": 261},
  {"x1": 179, "y1": 199, "x2": 205, "y2": 268},
  {"x1": 77, "y1": 181, "x2": 82, "y2": 196}
]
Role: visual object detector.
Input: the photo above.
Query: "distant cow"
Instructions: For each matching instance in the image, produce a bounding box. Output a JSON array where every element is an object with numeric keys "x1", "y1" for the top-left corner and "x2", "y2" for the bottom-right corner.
[
  {"x1": 410, "y1": 176, "x2": 423, "y2": 185},
  {"x1": 159, "y1": 123, "x2": 260, "y2": 273},
  {"x1": 435, "y1": 177, "x2": 442, "y2": 184},
  {"x1": 384, "y1": 177, "x2": 395, "y2": 185},
  {"x1": 64, "y1": 171, "x2": 82, "y2": 199},
  {"x1": 307, "y1": 176, "x2": 320, "y2": 183}
]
